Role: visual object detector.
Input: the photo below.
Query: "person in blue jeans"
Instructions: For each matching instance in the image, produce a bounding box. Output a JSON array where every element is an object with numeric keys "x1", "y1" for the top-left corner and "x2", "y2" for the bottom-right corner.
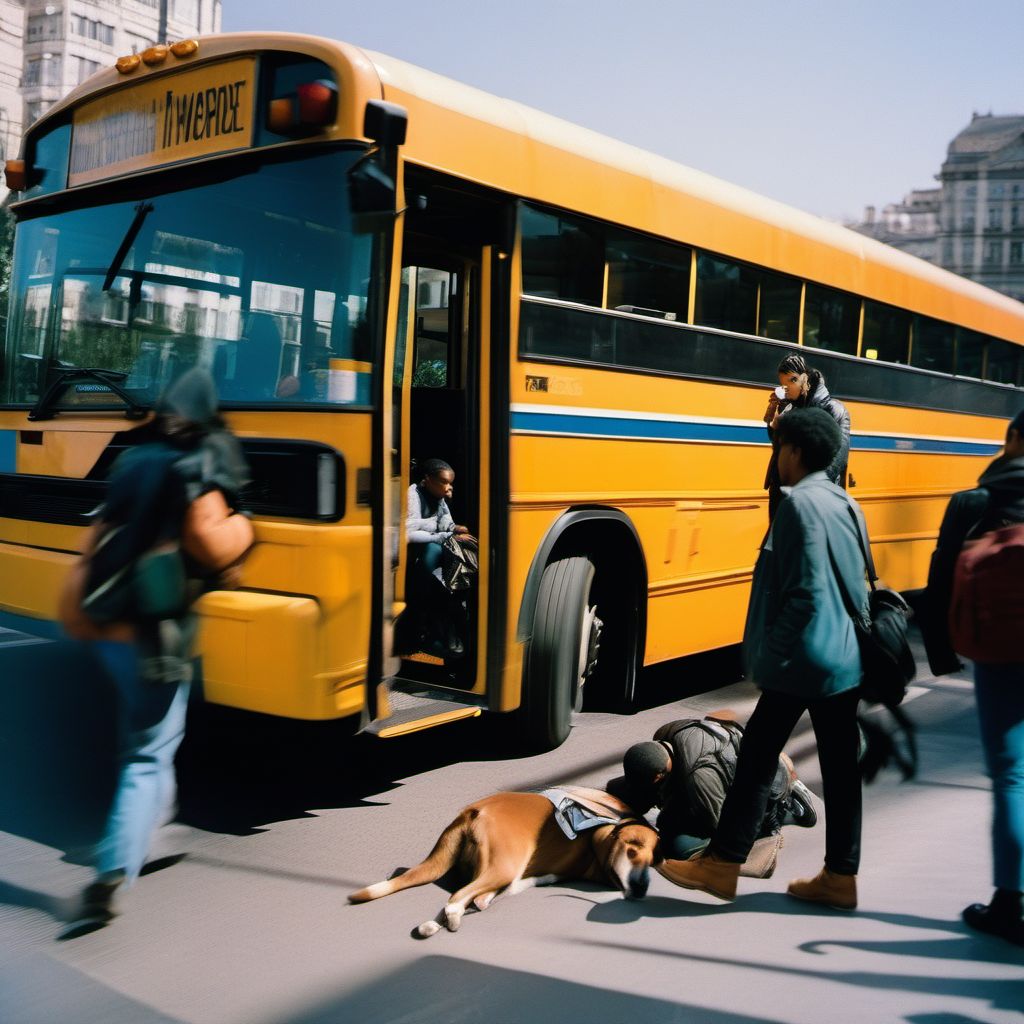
[
  {"x1": 91, "y1": 640, "x2": 191, "y2": 886},
  {"x1": 923, "y1": 407, "x2": 1024, "y2": 947},
  {"x1": 59, "y1": 369, "x2": 253, "y2": 934}
]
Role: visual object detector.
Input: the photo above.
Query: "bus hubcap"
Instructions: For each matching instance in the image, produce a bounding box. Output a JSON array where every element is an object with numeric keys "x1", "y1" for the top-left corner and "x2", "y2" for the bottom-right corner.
[{"x1": 575, "y1": 604, "x2": 603, "y2": 710}]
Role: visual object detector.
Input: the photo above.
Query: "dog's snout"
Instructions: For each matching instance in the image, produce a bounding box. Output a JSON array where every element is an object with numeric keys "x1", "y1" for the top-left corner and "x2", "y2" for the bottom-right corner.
[{"x1": 627, "y1": 867, "x2": 650, "y2": 900}]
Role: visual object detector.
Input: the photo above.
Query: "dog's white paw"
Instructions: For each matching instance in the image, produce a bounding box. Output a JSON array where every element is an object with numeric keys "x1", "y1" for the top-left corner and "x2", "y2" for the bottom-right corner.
[
  {"x1": 473, "y1": 891, "x2": 497, "y2": 910},
  {"x1": 416, "y1": 919, "x2": 442, "y2": 938},
  {"x1": 444, "y1": 905, "x2": 464, "y2": 931}
]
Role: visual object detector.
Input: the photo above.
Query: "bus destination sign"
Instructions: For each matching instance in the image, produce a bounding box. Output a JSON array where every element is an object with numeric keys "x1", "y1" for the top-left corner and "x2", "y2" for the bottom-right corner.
[{"x1": 69, "y1": 57, "x2": 255, "y2": 187}]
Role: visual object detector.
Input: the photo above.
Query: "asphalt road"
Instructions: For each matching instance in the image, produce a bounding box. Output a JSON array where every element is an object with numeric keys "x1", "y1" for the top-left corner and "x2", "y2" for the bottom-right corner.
[{"x1": 0, "y1": 633, "x2": 1021, "y2": 1024}]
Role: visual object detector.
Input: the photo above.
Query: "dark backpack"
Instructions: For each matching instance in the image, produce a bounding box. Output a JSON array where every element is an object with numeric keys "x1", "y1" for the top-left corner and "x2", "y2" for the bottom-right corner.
[
  {"x1": 950, "y1": 520, "x2": 1024, "y2": 663},
  {"x1": 829, "y1": 501, "x2": 916, "y2": 709},
  {"x1": 661, "y1": 717, "x2": 743, "y2": 826}
]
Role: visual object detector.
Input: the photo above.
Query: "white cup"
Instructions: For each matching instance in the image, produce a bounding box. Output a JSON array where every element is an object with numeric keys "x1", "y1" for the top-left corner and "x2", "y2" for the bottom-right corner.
[{"x1": 774, "y1": 385, "x2": 787, "y2": 401}]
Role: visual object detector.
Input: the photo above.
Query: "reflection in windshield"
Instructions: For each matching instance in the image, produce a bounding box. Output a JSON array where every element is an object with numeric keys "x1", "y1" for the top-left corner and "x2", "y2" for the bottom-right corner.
[{"x1": 2, "y1": 150, "x2": 382, "y2": 409}]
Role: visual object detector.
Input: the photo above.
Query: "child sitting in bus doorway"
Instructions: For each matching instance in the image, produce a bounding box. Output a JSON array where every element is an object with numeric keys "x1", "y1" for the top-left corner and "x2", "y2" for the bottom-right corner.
[{"x1": 397, "y1": 458, "x2": 475, "y2": 660}]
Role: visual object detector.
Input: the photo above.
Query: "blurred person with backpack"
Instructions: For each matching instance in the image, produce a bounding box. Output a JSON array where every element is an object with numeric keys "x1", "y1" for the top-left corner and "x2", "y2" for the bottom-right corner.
[
  {"x1": 922, "y1": 408, "x2": 1024, "y2": 947},
  {"x1": 608, "y1": 712, "x2": 818, "y2": 876},
  {"x1": 58, "y1": 368, "x2": 254, "y2": 935}
]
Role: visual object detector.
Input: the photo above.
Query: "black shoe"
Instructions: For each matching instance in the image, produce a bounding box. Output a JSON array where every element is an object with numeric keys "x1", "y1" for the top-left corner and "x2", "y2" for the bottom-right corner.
[
  {"x1": 58, "y1": 873, "x2": 124, "y2": 940},
  {"x1": 81, "y1": 875, "x2": 123, "y2": 921},
  {"x1": 963, "y1": 902, "x2": 1024, "y2": 947},
  {"x1": 780, "y1": 779, "x2": 818, "y2": 829}
]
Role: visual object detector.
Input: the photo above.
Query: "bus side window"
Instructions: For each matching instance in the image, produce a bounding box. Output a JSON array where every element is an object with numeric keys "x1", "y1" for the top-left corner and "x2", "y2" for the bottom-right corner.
[{"x1": 412, "y1": 267, "x2": 456, "y2": 388}]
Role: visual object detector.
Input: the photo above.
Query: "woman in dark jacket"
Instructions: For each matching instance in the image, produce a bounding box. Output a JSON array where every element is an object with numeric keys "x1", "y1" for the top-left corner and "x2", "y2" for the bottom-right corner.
[{"x1": 763, "y1": 354, "x2": 851, "y2": 520}]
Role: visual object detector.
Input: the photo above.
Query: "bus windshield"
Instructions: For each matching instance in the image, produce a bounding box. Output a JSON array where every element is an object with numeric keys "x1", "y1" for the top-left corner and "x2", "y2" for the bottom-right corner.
[{"x1": 3, "y1": 148, "x2": 383, "y2": 411}]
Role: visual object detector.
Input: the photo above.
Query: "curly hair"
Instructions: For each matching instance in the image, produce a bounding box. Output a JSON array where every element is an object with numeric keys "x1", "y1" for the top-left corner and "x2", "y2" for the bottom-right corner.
[{"x1": 773, "y1": 407, "x2": 841, "y2": 473}]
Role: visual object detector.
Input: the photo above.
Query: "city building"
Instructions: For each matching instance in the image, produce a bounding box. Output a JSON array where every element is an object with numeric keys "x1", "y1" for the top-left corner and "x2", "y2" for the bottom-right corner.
[
  {"x1": 0, "y1": 1, "x2": 23, "y2": 167},
  {"x1": 21, "y1": 0, "x2": 221, "y2": 132},
  {"x1": 850, "y1": 113, "x2": 1024, "y2": 303},
  {"x1": 937, "y1": 113, "x2": 1024, "y2": 303},
  {"x1": 850, "y1": 188, "x2": 940, "y2": 264}
]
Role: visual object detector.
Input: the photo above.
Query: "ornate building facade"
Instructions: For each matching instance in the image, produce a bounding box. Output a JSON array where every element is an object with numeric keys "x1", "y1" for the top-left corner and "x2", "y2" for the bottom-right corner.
[
  {"x1": 850, "y1": 113, "x2": 1024, "y2": 303},
  {"x1": 937, "y1": 114, "x2": 1024, "y2": 303}
]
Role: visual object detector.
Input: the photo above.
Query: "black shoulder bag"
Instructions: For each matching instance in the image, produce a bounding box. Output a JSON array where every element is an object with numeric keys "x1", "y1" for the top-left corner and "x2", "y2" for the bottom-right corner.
[{"x1": 828, "y1": 503, "x2": 916, "y2": 709}]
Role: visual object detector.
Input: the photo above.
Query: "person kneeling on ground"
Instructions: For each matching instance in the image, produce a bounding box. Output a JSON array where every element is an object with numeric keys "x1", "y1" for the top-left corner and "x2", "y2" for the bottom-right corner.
[{"x1": 608, "y1": 712, "x2": 817, "y2": 877}]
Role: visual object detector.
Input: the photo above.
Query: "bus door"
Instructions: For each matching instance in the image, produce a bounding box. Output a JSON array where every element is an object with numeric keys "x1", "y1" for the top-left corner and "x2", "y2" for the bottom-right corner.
[
  {"x1": 365, "y1": 176, "x2": 509, "y2": 737},
  {"x1": 364, "y1": 252, "x2": 486, "y2": 737}
]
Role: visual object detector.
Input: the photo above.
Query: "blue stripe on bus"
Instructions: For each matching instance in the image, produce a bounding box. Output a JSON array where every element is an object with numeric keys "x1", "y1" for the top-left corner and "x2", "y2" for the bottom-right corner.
[
  {"x1": 510, "y1": 411, "x2": 1002, "y2": 456},
  {"x1": 0, "y1": 430, "x2": 15, "y2": 472},
  {"x1": 849, "y1": 435, "x2": 999, "y2": 455}
]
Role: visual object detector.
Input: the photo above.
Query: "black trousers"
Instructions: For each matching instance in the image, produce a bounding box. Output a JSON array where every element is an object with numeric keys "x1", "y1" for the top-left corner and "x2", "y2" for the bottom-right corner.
[{"x1": 711, "y1": 687, "x2": 862, "y2": 875}]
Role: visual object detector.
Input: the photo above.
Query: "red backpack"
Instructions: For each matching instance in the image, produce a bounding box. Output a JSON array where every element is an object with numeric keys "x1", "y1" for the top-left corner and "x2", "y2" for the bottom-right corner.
[{"x1": 949, "y1": 522, "x2": 1024, "y2": 663}]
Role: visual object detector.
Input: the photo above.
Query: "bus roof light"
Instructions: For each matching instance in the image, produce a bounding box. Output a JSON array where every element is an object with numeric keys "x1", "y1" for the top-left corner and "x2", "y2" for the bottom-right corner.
[
  {"x1": 115, "y1": 53, "x2": 141, "y2": 74},
  {"x1": 170, "y1": 39, "x2": 199, "y2": 58},
  {"x1": 141, "y1": 45, "x2": 169, "y2": 67},
  {"x1": 4, "y1": 159, "x2": 26, "y2": 191},
  {"x1": 266, "y1": 80, "x2": 337, "y2": 136}
]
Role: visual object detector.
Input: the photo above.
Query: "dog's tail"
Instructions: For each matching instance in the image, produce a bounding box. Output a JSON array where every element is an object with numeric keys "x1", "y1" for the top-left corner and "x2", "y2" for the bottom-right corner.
[{"x1": 348, "y1": 808, "x2": 475, "y2": 904}]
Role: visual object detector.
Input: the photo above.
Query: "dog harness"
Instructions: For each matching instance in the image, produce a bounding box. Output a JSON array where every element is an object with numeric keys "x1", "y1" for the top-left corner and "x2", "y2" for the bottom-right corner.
[{"x1": 540, "y1": 787, "x2": 632, "y2": 840}]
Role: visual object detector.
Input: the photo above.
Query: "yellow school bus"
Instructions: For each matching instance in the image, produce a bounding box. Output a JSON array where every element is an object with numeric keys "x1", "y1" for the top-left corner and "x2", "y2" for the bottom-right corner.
[{"x1": 1, "y1": 33, "x2": 1022, "y2": 749}]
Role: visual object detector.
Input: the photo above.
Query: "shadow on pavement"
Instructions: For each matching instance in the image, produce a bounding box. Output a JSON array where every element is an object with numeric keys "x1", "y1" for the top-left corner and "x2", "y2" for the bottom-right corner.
[
  {"x1": 632, "y1": 645, "x2": 745, "y2": 712},
  {"x1": 175, "y1": 646, "x2": 748, "y2": 838},
  {"x1": 581, "y1": 889, "x2": 1003, "y2": 941},
  {"x1": 0, "y1": 953, "x2": 183, "y2": 1024},
  {"x1": 0, "y1": 634, "x2": 733, "y2": 856},
  {"x1": 272, "y1": 954, "x2": 783, "y2": 1024},
  {"x1": 577, "y1": 936, "x2": 1024, "y2": 1016},
  {"x1": 0, "y1": 879, "x2": 74, "y2": 926},
  {"x1": 0, "y1": 640, "x2": 117, "y2": 858}
]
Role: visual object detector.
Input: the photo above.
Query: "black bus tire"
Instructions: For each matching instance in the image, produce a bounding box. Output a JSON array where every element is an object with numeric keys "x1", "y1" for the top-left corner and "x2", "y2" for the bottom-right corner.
[{"x1": 522, "y1": 556, "x2": 598, "y2": 752}]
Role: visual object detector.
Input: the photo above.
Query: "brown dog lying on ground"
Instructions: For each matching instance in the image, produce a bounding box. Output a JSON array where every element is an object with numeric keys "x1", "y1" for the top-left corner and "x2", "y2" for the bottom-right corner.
[{"x1": 349, "y1": 788, "x2": 661, "y2": 937}]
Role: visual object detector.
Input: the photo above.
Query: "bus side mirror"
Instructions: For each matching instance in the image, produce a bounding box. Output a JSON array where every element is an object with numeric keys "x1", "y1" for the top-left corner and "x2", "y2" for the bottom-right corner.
[
  {"x1": 364, "y1": 100, "x2": 407, "y2": 148},
  {"x1": 348, "y1": 101, "x2": 408, "y2": 226}
]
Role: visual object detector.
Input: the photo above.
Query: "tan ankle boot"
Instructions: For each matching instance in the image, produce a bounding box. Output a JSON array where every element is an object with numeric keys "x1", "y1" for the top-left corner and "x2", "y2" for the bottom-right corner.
[
  {"x1": 657, "y1": 852, "x2": 740, "y2": 901},
  {"x1": 787, "y1": 867, "x2": 857, "y2": 910}
]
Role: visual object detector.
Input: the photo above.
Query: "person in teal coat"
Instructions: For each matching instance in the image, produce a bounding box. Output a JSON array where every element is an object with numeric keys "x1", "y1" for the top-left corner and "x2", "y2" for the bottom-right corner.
[{"x1": 658, "y1": 408, "x2": 869, "y2": 910}]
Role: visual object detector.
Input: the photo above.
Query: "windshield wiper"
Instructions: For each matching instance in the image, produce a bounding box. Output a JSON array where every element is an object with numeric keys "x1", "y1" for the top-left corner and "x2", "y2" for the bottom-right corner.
[
  {"x1": 102, "y1": 201, "x2": 154, "y2": 292},
  {"x1": 28, "y1": 366, "x2": 149, "y2": 422}
]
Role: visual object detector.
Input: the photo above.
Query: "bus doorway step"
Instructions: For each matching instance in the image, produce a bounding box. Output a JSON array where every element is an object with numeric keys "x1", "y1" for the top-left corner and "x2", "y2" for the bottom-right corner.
[{"x1": 366, "y1": 684, "x2": 484, "y2": 739}]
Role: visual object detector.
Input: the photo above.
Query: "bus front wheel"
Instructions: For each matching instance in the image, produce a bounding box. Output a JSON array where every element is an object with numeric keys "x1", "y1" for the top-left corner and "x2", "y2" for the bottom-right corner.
[{"x1": 522, "y1": 556, "x2": 601, "y2": 751}]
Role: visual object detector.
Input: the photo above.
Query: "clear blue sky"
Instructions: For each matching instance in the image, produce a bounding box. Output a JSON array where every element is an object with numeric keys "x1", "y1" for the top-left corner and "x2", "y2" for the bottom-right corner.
[{"x1": 223, "y1": 1, "x2": 1023, "y2": 222}]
